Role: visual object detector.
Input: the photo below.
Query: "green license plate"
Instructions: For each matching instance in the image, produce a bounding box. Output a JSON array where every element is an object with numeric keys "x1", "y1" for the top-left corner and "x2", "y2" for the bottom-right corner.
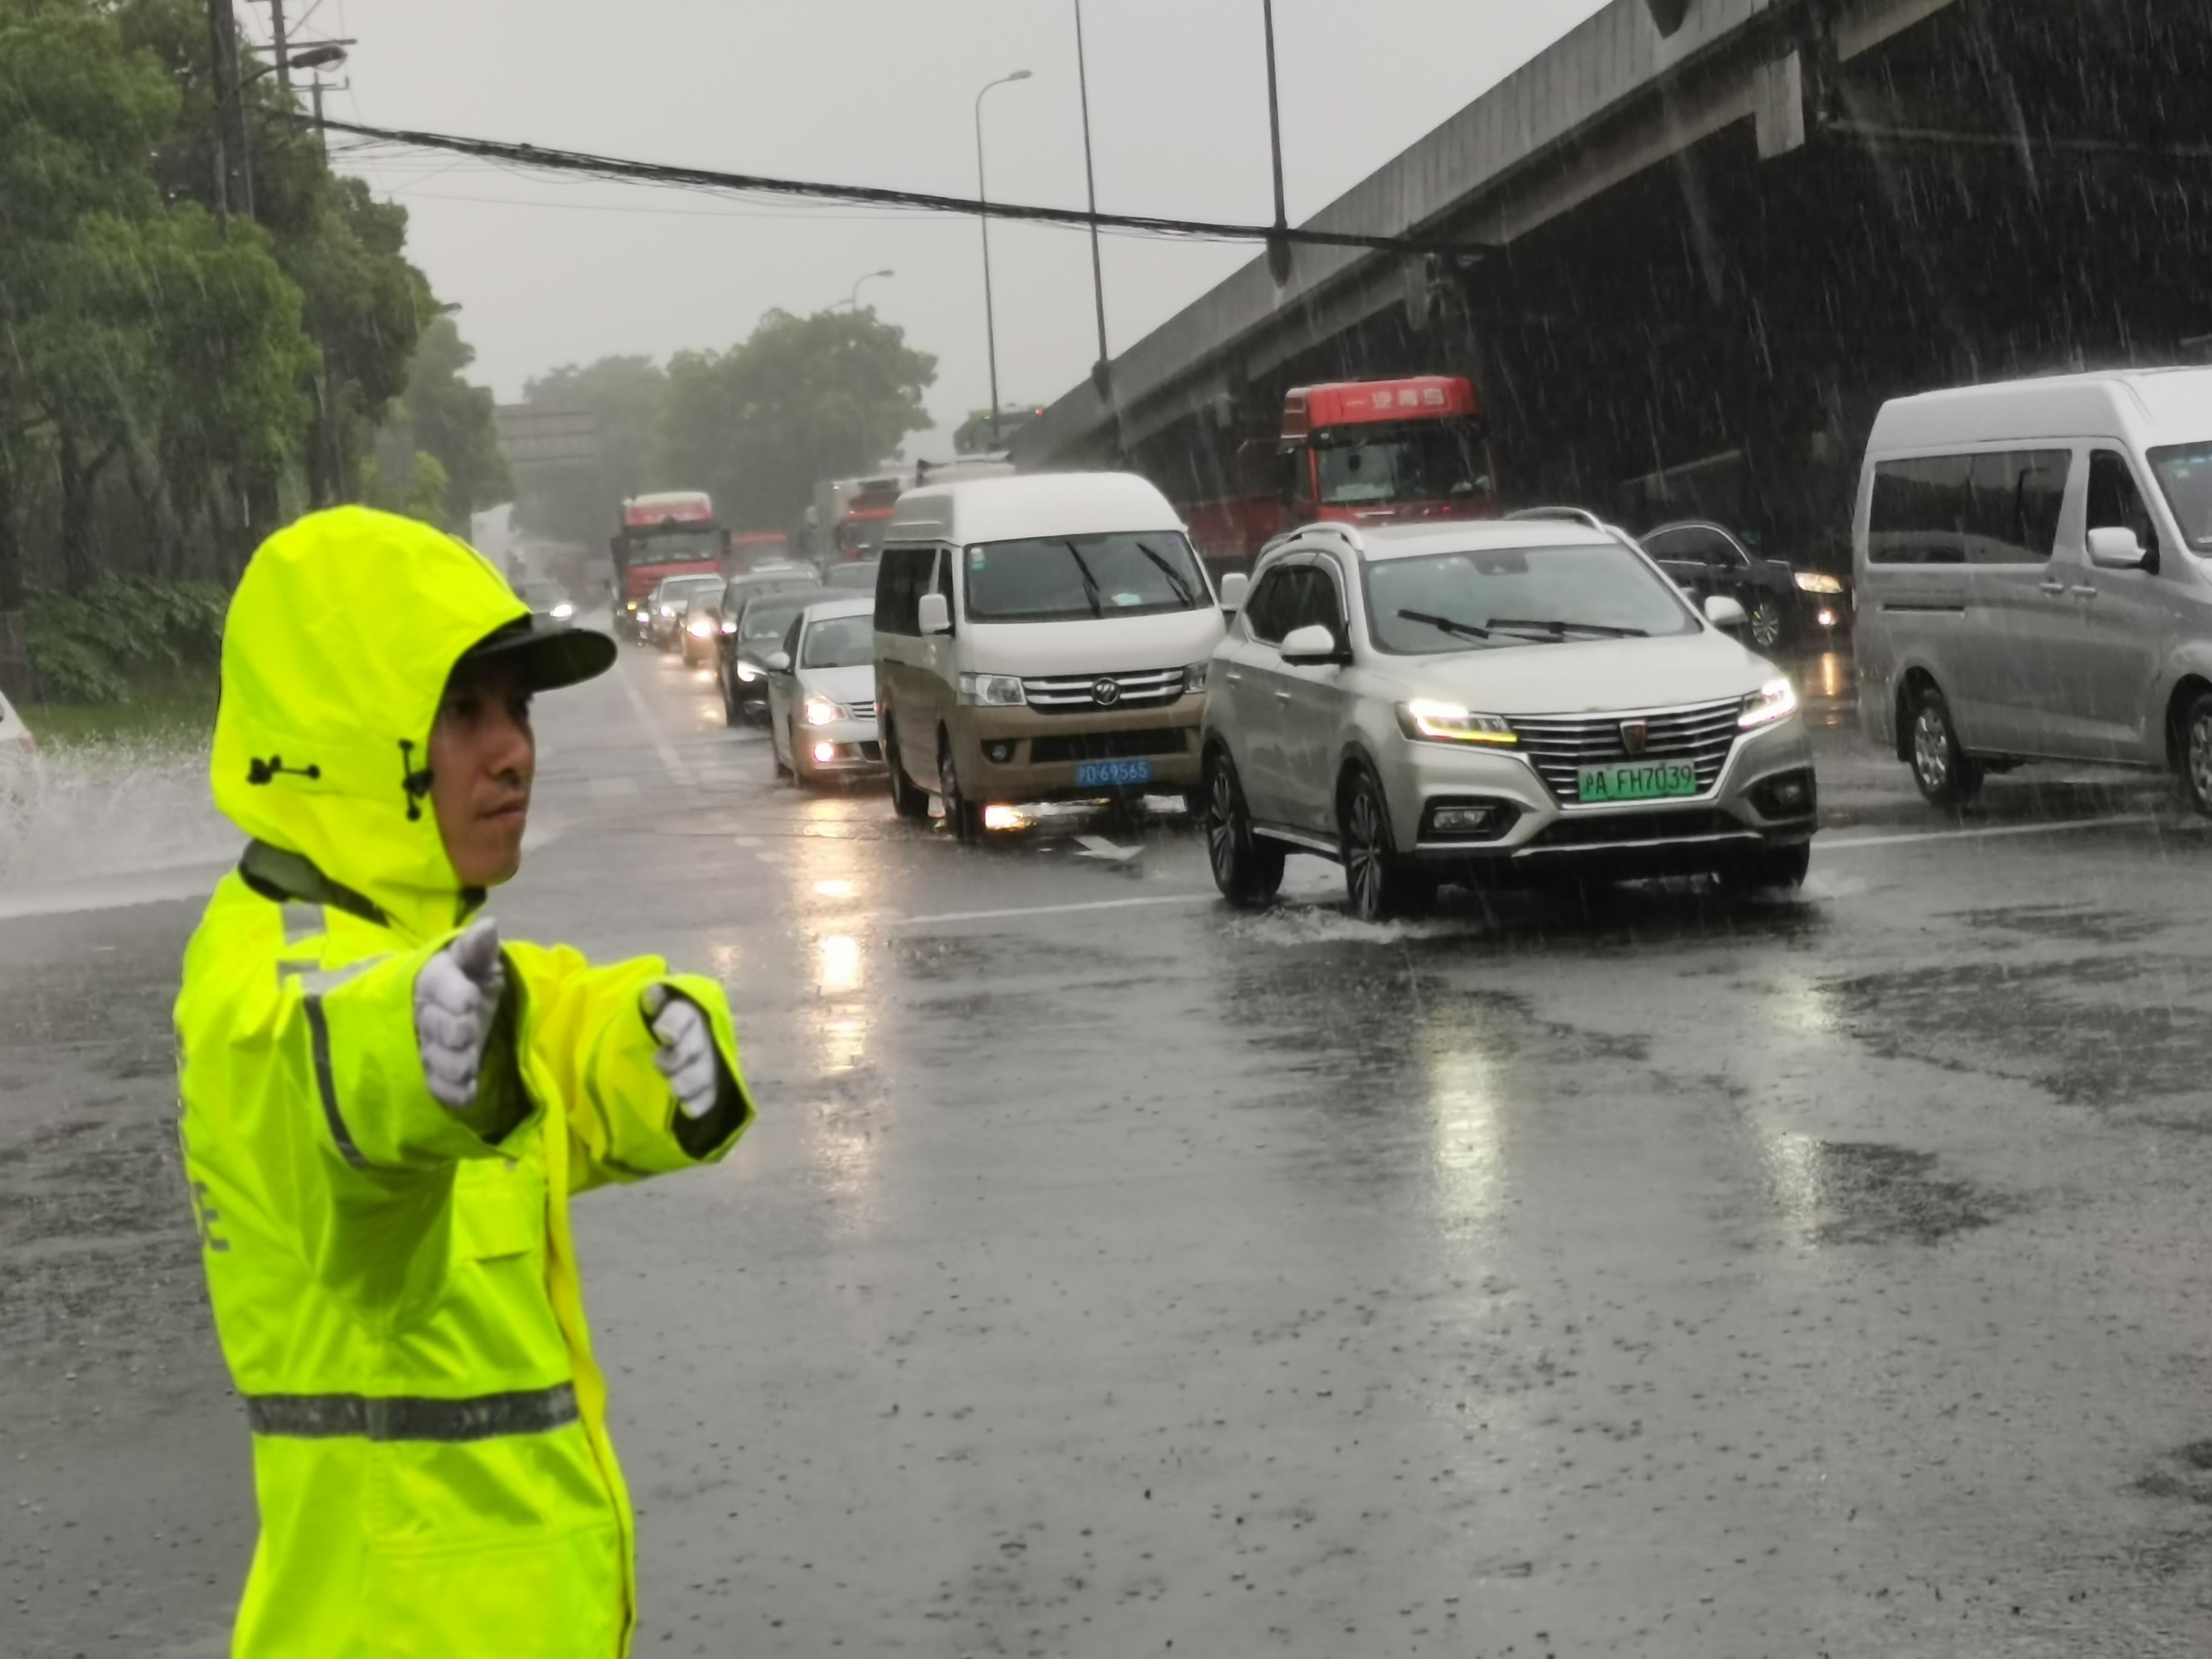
[{"x1": 1576, "y1": 761, "x2": 1700, "y2": 803}]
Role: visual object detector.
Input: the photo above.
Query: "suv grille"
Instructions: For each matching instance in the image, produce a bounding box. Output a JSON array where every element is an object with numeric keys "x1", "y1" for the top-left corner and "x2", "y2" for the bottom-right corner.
[
  {"x1": 1509, "y1": 697, "x2": 1742, "y2": 804},
  {"x1": 1022, "y1": 667, "x2": 1184, "y2": 714},
  {"x1": 1030, "y1": 728, "x2": 1188, "y2": 763}
]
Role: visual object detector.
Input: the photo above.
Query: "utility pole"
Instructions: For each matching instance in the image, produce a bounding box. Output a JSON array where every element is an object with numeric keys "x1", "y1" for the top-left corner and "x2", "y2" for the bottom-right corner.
[
  {"x1": 269, "y1": 0, "x2": 291, "y2": 95},
  {"x1": 1073, "y1": 0, "x2": 1111, "y2": 394},
  {"x1": 1262, "y1": 0, "x2": 1292, "y2": 286},
  {"x1": 206, "y1": 0, "x2": 232, "y2": 231},
  {"x1": 973, "y1": 70, "x2": 1031, "y2": 450}
]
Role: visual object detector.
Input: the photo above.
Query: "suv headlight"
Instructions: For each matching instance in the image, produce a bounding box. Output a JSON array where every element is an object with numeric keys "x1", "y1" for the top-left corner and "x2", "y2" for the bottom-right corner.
[
  {"x1": 1794, "y1": 571, "x2": 1845, "y2": 595},
  {"x1": 804, "y1": 695, "x2": 846, "y2": 726},
  {"x1": 958, "y1": 673, "x2": 1026, "y2": 707},
  {"x1": 1739, "y1": 677, "x2": 1800, "y2": 729},
  {"x1": 1396, "y1": 700, "x2": 1518, "y2": 745},
  {"x1": 1184, "y1": 661, "x2": 1210, "y2": 695}
]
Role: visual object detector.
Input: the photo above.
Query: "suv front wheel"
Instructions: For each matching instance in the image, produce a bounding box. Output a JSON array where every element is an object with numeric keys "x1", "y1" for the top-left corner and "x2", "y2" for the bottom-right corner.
[
  {"x1": 1204, "y1": 749, "x2": 1283, "y2": 907},
  {"x1": 1339, "y1": 766, "x2": 1432, "y2": 922}
]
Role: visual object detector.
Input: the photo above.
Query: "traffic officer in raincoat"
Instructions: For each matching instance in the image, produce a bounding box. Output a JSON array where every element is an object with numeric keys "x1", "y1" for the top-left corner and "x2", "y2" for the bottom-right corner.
[{"x1": 174, "y1": 507, "x2": 754, "y2": 1656}]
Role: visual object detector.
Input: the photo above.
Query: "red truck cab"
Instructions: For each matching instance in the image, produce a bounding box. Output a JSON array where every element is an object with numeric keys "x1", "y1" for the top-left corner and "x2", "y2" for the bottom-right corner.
[{"x1": 612, "y1": 491, "x2": 726, "y2": 629}]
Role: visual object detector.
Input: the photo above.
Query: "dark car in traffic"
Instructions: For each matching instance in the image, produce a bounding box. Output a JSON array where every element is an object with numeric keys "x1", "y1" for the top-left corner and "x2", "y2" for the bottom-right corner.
[
  {"x1": 716, "y1": 584, "x2": 828, "y2": 725},
  {"x1": 1640, "y1": 520, "x2": 1849, "y2": 652}
]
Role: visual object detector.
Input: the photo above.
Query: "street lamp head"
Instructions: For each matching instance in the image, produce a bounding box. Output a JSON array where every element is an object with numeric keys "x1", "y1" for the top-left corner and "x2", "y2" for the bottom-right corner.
[
  {"x1": 1008, "y1": 69, "x2": 1033, "y2": 81},
  {"x1": 288, "y1": 44, "x2": 348, "y2": 73}
]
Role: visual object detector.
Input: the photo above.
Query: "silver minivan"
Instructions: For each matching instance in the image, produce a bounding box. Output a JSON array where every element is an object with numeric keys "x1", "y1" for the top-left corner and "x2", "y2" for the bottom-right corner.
[{"x1": 1855, "y1": 368, "x2": 2212, "y2": 812}]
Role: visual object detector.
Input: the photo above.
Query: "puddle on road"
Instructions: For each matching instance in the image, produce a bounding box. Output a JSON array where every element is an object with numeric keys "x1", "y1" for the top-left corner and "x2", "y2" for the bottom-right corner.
[
  {"x1": 1762, "y1": 1136, "x2": 2014, "y2": 1245},
  {"x1": 1954, "y1": 903, "x2": 2173, "y2": 948}
]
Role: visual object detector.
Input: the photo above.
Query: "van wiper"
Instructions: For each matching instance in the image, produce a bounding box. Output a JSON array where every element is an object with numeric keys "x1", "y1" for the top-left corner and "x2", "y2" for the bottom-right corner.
[
  {"x1": 1060, "y1": 540, "x2": 1105, "y2": 617},
  {"x1": 1487, "y1": 616, "x2": 1647, "y2": 638},
  {"x1": 1398, "y1": 608, "x2": 1494, "y2": 642},
  {"x1": 1133, "y1": 539, "x2": 1199, "y2": 608}
]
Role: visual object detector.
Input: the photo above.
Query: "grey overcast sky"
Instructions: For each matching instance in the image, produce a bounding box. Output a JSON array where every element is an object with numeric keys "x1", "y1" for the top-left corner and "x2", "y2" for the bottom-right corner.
[{"x1": 291, "y1": 1, "x2": 1612, "y2": 452}]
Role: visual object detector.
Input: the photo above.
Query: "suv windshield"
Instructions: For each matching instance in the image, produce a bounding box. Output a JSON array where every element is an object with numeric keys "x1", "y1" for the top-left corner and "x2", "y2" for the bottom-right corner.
[
  {"x1": 2150, "y1": 442, "x2": 2212, "y2": 552},
  {"x1": 1315, "y1": 421, "x2": 1493, "y2": 506},
  {"x1": 964, "y1": 532, "x2": 1208, "y2": 623},
  {"x1": 1364, "y1": 541, "x2": 1697, "y2": 653},
  {"x1": 800, "y1": 615, "x2": 873, "y2": 669}
]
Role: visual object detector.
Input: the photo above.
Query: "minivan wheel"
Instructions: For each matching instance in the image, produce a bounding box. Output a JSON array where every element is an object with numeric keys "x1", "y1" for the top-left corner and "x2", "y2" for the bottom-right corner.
[
  {"x1": 1339, "y1": 768, "x2": 1432, "y2": 922},
  {"x1": 938, "y1": 731, "x2": 985, "y2": 843},
  {"x1": 1908, "y1": 686, "x2": 1983, "y2": 806},
  {"x1": 1749, "y1": 595, "x2": 1786, "y2": 651},
  {"x1": 1204, "y1": 750, "x2": 1283, "y2": 908},
  {"x1": 2181, "y1": 692, "x2": 2212, "y2": 819},
  {"x1": 883, "y1": 722, "x2": 931, "y2": 820}
]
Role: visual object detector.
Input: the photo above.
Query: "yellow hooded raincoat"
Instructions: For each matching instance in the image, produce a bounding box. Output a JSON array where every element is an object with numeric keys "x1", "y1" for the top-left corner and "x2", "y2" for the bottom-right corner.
[{"x1": 174, "y1": 508, "x2": 753, "y2": 1657}]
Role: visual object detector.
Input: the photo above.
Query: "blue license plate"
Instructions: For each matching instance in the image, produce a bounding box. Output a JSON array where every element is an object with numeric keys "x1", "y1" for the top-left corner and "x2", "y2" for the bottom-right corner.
[{"x1": 1074, "y1": 758, "x2": 1152, "y2": 788}]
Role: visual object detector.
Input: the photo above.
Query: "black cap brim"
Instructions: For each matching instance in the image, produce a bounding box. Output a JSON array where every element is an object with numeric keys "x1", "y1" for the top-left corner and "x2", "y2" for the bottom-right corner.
[{"x1": 457, "y1": 615, "x2": 618, "y2": 693}]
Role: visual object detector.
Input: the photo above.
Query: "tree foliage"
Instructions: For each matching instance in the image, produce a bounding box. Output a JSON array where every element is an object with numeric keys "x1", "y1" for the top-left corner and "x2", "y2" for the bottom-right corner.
[
  {"x1": 372, "y1": 317, "x2": 510, "y2": 531},
  {"x1": 511, "y1": 355, "x2": 668, "y2": 549}
]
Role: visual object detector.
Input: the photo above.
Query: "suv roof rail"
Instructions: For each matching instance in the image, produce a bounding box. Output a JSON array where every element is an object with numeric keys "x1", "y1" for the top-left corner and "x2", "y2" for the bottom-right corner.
[
  {"x1": 1259, "y1": 521, "x2": 1365, "y2": 558},
  {"x1": 1504, "y1": 506, "x2": 1606, "y2": 529}
]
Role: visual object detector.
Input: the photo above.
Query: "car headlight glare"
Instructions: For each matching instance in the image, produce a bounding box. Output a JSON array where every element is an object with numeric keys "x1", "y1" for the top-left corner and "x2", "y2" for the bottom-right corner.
[
  {"x1": 1184, "y1": 661, "x2": 1209, "y2": 695},
  {"x1": 1794, "y1": 571, "x2": 1845, "y2": 595},
  {"x1": 1739, "y1": 677, "x2": 1800, "y2": 729},
  {"x1": 550, "y1": 602, "x2": 575, "y2": 620},
  {"x1": 720, "y1": 618, "x2": 737, "y2": 634},
  {"x1": 957, "y1": 672, "x2": 1026, "y2": 707},
  {"x1": 686, "y1": 618, "x2": 713, "y2": 637},
  {"x1": 1396, "y1": 700, "x2": 1518, "y2": 745},
  {"x1": 737, "y1": 662, "x2": 759, "y2": 683},
  {"x1": 804, "y1": 695, "x2": 846, "y2": 726}
]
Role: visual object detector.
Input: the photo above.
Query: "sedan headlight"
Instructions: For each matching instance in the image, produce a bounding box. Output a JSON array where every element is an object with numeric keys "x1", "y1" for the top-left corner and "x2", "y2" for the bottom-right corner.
[
  {"x1": 659, "y1": 604, "x2": 677, "y2": 618},
  {"x1": 1184, "y1": 661, "x2": 1209, "y2": 695},
  {"x1": 1739, "y1": 677, "x2": 1800, "y2": 729},
  {"x1": 686, "y1": 617, "x2": 713, "y2": 638},
  {"x1": 720, "y1": 618, "x2": 737, "y2": 634},
  {"x1": 1396, "y1": 700, "x2": 1518, "y2": 745},
  {"x1": 958, "y1": 672, "x2": 1026, "y2": 707},
  {"x1": 1794, "y1": 571, "x2": 1845, "y2": 595},
  {"x1": 737, "y1": 662, "x2": 760, "y2": 683},
  {"x1": 804, "y1": 695, "x2": 846, "y2": 727}
]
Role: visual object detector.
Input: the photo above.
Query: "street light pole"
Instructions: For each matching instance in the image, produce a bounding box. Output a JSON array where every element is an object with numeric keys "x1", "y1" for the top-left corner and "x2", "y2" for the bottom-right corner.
[
  {"x1": 1073, "y1": 1, "x2": 1111, "y2": 390},
  {"x1": 973, "y1": 69, "x2": 1032, "y2": 449},
  {"x1": 1262, "y1": 0, "x2": 1292, "y2": 286},
  {"x1": 847, "y1": 268, "x2": 894, "y2": 311}
]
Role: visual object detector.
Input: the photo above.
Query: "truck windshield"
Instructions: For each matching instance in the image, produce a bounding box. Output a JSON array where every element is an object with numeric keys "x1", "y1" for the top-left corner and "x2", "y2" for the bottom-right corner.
[
  {"x1": 2149, "y1": 442, "x2": 2212, "y2": 552},
  {"x1": 622, "y1": 528, "x2": 720, "y2": 568},
  {"x1": 1316, "y1": 421, "x2": 1492, "y2": 506},
  {"x1": 964, "y1": 532, "x2": 1209, "y2": 623},
  {"x1": 1364, "y1": 542, "x2": 1696, "y2": 654}
]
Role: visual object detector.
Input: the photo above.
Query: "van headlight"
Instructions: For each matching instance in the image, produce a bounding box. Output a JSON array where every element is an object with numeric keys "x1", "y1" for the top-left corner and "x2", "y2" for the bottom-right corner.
[
  {"x1": 804, "y1": 695, "x2": 846, "y2": 726},
  {"x1": 1396, "y1": 700, "x2": 1518, "y2": 745},
  {"x1": 1794, "y1": 571, "x2": 1845, "y2": 595},
  {"x1": 958, "y1": 673, "x2": 1026, "y2": 707},
  {"x1": 1739, "y1": 677, "x2": 1800, "y2": 729}
]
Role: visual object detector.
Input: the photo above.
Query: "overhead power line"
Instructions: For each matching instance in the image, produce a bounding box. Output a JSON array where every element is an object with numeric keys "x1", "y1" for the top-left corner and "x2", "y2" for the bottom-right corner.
[{"x1": 302, "y1": 114, "x2": 1488, "y2": 260}]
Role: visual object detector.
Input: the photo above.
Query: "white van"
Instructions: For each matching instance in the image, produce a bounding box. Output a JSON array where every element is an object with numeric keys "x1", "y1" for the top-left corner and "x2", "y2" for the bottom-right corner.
[
  {"x1": 873, "y1": 473, "x2": 1227, "y2": 839},
  {"x1": 1854, "y1": 367, "x2": 2212, "y2": 811}
]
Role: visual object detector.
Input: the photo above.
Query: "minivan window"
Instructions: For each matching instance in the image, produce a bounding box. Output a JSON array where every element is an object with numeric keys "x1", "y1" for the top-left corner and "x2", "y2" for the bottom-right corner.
[
  {"x1": 1868, "y1": 449, "x2": 2070, "y2": 565},
  {"x1": 874, "y1": 545, "x2": 937, "y2": 635},
  {"x1": 962, "y1": 532, "x2": 1208, "y2": 623},
  {"x1": 2148, "y1": 442, "x2": 2212, "y2": 552},
  {"x1": 2088, "y1": 451, "x2": 2161, "y2": 560},
  {"x1": 1364, "y1": 541, "x2": 1696, "y2": 654}
]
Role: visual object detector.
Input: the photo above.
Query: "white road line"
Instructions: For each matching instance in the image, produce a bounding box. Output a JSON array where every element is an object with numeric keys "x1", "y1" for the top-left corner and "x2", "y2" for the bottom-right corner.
[
  {"x1": 893, "y1": 892, "x2": 1215, "y2": 927},
  {"x1": 1822, "y1": 813, "x2": 2159, "y2": 852},
  {"x1": 612, "y1": 659, "x2": 693, "y2": 788}
]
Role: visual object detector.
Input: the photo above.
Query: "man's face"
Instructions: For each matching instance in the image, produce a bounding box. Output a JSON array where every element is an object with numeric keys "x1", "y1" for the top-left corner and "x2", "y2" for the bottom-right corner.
[{"x1": 429, "y1": 661, "x2": 535, "y2": 888}]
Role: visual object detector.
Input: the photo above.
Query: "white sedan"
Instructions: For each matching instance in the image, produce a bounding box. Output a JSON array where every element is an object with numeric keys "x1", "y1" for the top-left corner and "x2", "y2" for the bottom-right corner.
[{"x1": 764, "y1": 597, "x2": 884, "y2": 785}]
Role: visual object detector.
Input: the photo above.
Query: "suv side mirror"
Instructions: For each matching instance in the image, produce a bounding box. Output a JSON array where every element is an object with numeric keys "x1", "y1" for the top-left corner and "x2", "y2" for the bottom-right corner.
[
  {"x1": 2088, "y1": 526, "x2": 2151, "y2": 570},
  {"x1": 1218, "y1": 572, "x2": 1250, "y2": 612},
  {"x1": 764, "y1": 650, "x2": 791, "y2": 674},
  {"x1": 1280, "y1": 623, "x2": 1348, "y2": 666},
  {"x1": 917, "y1": 591, "x2": 952, "y2": 635},
  {"x1": 1704, "y1": 594, "x2": 1748, "y2": 631}
]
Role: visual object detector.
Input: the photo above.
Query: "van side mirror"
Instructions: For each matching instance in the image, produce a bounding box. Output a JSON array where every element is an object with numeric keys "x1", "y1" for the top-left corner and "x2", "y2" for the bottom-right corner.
[
  {"x1": 1280, "y1": 623, "x2": 1349, "y2": 666},
  {"x1": 917, "y1": 591, "x2": 952, "y2": 635},
  {"x1": 2087, "y1": 526, "x2": 2151, "y2": 570},
  {"x1": 1704, "y1": 594, "x2": 1748, "y2": 631},
  {"x1": 1218, "y1": 572, "x2": 1250, "y2": 612}
]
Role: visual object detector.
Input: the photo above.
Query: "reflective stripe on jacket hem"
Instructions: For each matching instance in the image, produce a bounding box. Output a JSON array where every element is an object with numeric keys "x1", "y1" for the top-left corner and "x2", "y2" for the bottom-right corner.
[{"x1": 244, "y1": 1381, "x2": 580, "y2": 1442}]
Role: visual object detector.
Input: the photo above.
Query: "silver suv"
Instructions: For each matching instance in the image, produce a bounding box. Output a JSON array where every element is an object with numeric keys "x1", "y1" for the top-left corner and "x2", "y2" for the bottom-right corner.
[{"x1": 1199, "y1": 517, "x2": 1818, "y2": 919}]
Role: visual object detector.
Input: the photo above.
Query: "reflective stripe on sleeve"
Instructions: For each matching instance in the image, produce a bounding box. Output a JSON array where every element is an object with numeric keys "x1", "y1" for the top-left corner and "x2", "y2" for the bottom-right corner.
[
  {"x1": 301, "y1": 994, "x2": 369, "y2": 1170},
  {"x1": 244, "y1": 1382, "x2": 580, "y2": 1443},
  {"x1": 281, "y1": 902, "x2": 323, "y2": 946}
]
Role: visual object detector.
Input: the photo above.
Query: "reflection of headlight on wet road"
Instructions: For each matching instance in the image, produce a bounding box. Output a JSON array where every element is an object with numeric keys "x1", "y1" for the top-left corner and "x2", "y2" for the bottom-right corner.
[{"x1": 818, "y1": 934, "x2": 861, "y2": 993}]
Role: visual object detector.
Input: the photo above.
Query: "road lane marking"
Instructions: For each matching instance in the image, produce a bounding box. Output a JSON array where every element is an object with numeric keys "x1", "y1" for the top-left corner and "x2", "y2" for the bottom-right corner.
[
  {"x1": 893, "y1": 892, "x2": 1215, "y2": 927},
  {"x1": 1822, "y1": 813, "x2": 2159, "y2": 851},
  {"x1": 612, "y1": 660, "x2": 693, "y2": 787}
]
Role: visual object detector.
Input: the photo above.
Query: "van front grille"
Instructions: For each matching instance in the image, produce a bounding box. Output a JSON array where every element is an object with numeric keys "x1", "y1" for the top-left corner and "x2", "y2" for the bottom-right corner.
[
  {"x1": 1022, "y1": 668, "x2": 1184, "y2": 713},
  {"x1": 1509, "y1": 697, "x2": 1743, "y2": 804}
]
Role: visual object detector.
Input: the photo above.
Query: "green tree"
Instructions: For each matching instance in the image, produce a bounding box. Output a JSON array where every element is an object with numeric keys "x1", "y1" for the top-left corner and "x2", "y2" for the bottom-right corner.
[
  {"x1": 657, "y1": 309, "x2": 936, "y2": 531},
  {"x1": 511, "y1": 355, "x2": 667, "y2": 548},
  {"x1": 374, "y1": 315, "x2": 510, "y2": 531}
]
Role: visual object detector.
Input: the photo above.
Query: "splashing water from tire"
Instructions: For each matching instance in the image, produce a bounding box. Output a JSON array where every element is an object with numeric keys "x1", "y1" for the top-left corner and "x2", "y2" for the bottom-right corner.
[{"x1": 0, "y1": 739, "x2": 234, "y2": 904}]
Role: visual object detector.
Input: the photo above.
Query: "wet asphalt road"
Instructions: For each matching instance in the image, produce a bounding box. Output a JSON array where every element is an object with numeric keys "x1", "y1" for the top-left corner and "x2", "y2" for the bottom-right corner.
[{"x1": 8, "y1": 637, "x2": 2212, "y2": 1656}]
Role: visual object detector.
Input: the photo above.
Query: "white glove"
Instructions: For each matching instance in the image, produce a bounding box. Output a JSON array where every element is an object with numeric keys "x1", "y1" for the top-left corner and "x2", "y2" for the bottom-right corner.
[
  {"x1": 642, "y1": 984, "x2": 719, "y2": 1120},
  {"x1": 414, "y1": 917, "x2": 506, "y2": 1110}
]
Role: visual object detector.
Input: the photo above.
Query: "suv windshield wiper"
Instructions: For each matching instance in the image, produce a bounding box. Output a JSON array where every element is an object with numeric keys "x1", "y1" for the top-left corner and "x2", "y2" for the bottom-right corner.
[
  {"x1": 1397, "y1": 608, "x2": 1495, "y2": 642},
  {"x1": 1486, "y1": 616, "x2": 1648, "y2": 638}
]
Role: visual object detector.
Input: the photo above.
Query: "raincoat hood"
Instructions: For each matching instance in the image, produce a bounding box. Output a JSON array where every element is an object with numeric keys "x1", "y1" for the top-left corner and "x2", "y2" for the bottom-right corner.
[{"x1": 212, "y1": 507, "x2": 529, "y2": 940}]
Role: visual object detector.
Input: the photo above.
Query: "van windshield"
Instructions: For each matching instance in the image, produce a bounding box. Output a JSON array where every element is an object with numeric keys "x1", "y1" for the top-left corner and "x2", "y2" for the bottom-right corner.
[
  {"x1": 963, "y1": 532, "x2": 1209, "y2": 623},
  {"x1": 2149, "y1": 442, "x2": 2212, "y2": 552}
]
